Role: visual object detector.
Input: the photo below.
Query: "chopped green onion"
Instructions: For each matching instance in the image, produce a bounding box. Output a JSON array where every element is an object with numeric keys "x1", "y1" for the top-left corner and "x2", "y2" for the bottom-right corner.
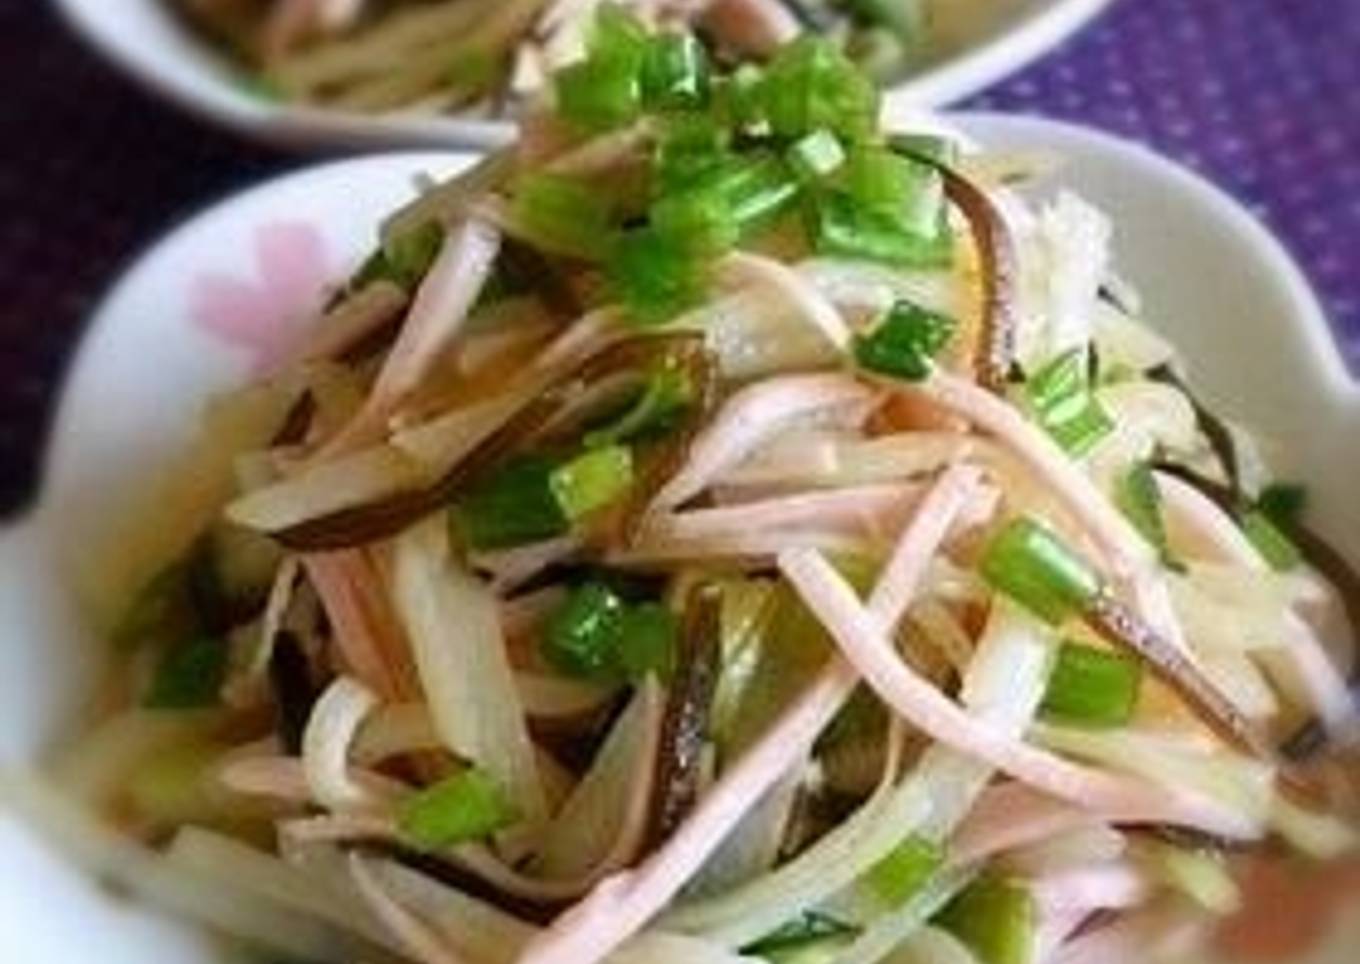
[
  {"x1": 640, "y1": 32, "x2": 709, "y2": 110},
  {"x1": 607, "y1": 227, "x2": 708, "y2": 324},
  {"x1": 544, "y1": 582, "x2": 675, "y2": 681},
  {"x1": 980, "y1": 516, "x2": 1102, "y2": 625},
  {"x1": 589, "y1": 2, "x2": 649, "y2": 67},
  {"x1": 742, "y1": 913, "x2": 857, "y2": 960},
  {"x1": 555, "y1": 4, "x2": 648, "y2": 130},
  {"x1": 759, "y1": 37, "x2": 878, "y2": 143},
  {"x1": 1241, "y1": 510, "x2": 1301, "y2": 572},
  {"x1": 853, "y1": 299, "x2": 957, "y2": 381},
  {"x1": 511, "y1": 173, "x2": 615, "y2": 261},
  {"x1": 1045, "y1": 398, "x2": 1113, "y2": 455},
  {"x1": 713, "y1": 63, "x2": 768, "y2": 131},
  {"x1": 889, "y1": 132, "x2": 961, "y2": 168},
  {"x1": 455, "y1": 455, "x2": 568, "y2": 550},
  {"x1": 786, "y1": 129, "x2": 846, "y2": 181},
  {"x1": 143, "y1": 636, "x2": 228, "y2": 709},
  {"x1": 549, "y1": 445, "x2": 635, "y2": 520},
  {"x1": 586, "y1": 363, "x2": 694, "y2": 447},
  {"x1": 1115, "y1": 461, "x2": 1178, "y2": 567},
  {"x1": 655, "y1": 113, "x2": 732, "y2": 192},
  {"x1": 845, "y1": 146, "x2": 944, "y2": 238},
  {"x1": 936, "y1": 874, "x2": 1035, "y2": 964},
  {"x1": 867, "y1": 834, "x2": 944, "y2": 906},
  {"x1": 398, "y1": 768, "x2": 518, "y2": 848},
  {"x1": 651, "y1": 188, "x2": 740, "y2": 255},
  {"x1": 1025, "y1": 349, "x2": 1114, "y2": 456},
  {"x1": 555, "y1": 57, "x2": 641, "y2": 130},
  {"x1": 617, "y1": 602, "x2": 679, "y2": 681},
  {"x1": 727, "y1": 157, "x2": 801, "y2": 231},
  {"x1": 696, "y1": 155, "x2": 801, "y2": 236},
  {"x1": 545, "y1": 582, "x2": 628, "y2": 679},
  {"x1": 807, "y1": 190, "x2": 952, "y2": 267},
  {"x1": 1025, "y1": 349, "x2": 1089, "y2": 415},
  {"x1": 1257, "y1": 482, "x2": 1307, "y2": 529},
  {"x1": 355, "y1": 221, "x2": 444, "y2": 292},
  {"x1": 1041, "y1": 641, "x2": 1142, "y2": 727}
]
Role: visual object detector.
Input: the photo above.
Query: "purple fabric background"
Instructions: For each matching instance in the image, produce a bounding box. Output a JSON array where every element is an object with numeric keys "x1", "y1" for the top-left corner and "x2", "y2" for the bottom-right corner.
[{"x1": 1, "y1": 0, "x2": 1356, "y2": 516}]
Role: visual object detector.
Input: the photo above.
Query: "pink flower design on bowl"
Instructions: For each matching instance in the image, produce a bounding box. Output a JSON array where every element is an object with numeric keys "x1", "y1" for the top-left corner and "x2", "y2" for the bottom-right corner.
[{"x1": 189, "y1": 221, "x2": 332, "y2": 374}]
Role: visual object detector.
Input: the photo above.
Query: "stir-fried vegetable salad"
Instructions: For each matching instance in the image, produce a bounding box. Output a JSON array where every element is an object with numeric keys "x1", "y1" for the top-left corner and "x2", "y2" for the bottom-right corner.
[
  {"x1": 175, "y1": 0, "x2": 990, "y2": 118},
  {"x1": 29, "y1": 14, "x2": 1360, "y2": 964}
]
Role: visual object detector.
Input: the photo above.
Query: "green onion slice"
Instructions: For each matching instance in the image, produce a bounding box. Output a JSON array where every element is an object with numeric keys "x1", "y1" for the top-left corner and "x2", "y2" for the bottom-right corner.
[
  {"x1": 936, "y1": 874, "x2": 1035, "y2": 964},
  {"x1": 1256, "y1": 482, "x2": 1307, "y2": 529},
  {"x1": 544, "y1": 582, "x2": 628, "y2": 679},
  {"x1": 808, "y1": 190, "x2": 952, "y2": 268},
  {"x1": 1241, "y1": 509, "x2": 1302, "y2": 572},
  {"x1": 354, "y1": 221, "x2": 444, "y2": 292},
  {"x1": 511, "y1": 173, "x2": 615, "y2": 261},
  {"x1": 786, "y1": 128, "x2": 846, "y2": 181},
  {"x1": 867, "y1": 834, "x2": 944, "y2": 906},
  {"x1": 853, "y1": 299, "x2": 957, "y2": 382},
  {"x1": 549, "y1": 445, "x2": 635, "y2": 521},
  {"x1": 398, "y1": 769, "x2": 518, "y2": 848},
  {"x1": 607, "y1": 227, "x2": 709, "y2": 324},
  {"x1": 455, "y1": 455, "x2": 569, "y2": 550},
  {"x1": 1040, "y1": 640, "x2": 1142, "y2": 728},
  {"x1": 640, "y1": 32, "x2": 709, "y2": 110},
  {"x1": 1024, "y1": 349, "x2": 1113, "y2": 456},
  {"x1": 544, "y1": 581, "x2": 676, "y2": 682},
  {"x1": 845, "y1": 146, "x2": 944, "y2": 238},
  {"x1": 654, "y1": 113, "x2": 732, "y2": 193},
  {"x1": 758, "y1": 37, "x2": 878, "y2": 143},
  {"x1": 1115, "y1": 461, "x2": 1180, "y2": 568},
  {"x1": 980, "y1": 516, "x2": 1102, "y2": 625},
  {"x1": 617, "y1": 603, "x2": 679, "y2": 681}
]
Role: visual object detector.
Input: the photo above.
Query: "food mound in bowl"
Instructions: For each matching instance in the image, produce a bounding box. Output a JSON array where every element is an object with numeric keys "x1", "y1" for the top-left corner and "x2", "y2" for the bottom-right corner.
[
  {"x1": 174, "y1": 0, "x2": 997, "y2": 118},
  {"x1": 20, "y1": 16, "x2": 1360, "y2": 964}
]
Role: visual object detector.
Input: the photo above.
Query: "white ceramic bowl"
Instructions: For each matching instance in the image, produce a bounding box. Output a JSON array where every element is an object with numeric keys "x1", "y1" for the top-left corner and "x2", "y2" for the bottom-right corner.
[
  {"x1": 53, "y1": 0, "x2": 1113, "y2": 150},
  {"x1": 2, "y1": 115, "x2": 1357, "y2": 962}
]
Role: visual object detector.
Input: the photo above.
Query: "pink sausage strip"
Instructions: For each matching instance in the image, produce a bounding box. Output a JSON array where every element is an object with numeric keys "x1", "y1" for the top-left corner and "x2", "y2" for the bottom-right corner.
[
  {"x1": 516, "y1": 465, "x2": 985, "y2": 963},
  {"x1": 323, "y1": 217, "x2": 502, "y2": 454},
  {"x1": 650, "y1": 373, "x2": 878, "y2": 510},
  {"x1": 779, "y1": 547, "x2": 1258, "y2": 839},
  {"x1": 644, "y1": 483, "x2": 927, "y2": 543},
  {"x1": 303, "y1": 550, "x2": 415, "y2": 701}
]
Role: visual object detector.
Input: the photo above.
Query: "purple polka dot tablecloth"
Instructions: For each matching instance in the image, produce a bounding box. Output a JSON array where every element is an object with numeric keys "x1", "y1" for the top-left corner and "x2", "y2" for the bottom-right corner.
[{"x1": 0, "y1": 0, "x2": 1356, "y2": 517}]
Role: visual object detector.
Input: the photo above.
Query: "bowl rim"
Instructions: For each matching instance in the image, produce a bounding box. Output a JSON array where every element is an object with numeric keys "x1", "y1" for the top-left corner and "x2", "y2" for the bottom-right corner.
[{"x1": 53, "y1": 0, "x2": 1114, "y2": 151}]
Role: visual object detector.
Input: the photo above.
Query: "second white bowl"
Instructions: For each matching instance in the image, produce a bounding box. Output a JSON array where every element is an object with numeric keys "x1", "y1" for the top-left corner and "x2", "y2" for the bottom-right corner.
[{"x1": 54, "y1": 0, "x2": 1113, "y2": 151}]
